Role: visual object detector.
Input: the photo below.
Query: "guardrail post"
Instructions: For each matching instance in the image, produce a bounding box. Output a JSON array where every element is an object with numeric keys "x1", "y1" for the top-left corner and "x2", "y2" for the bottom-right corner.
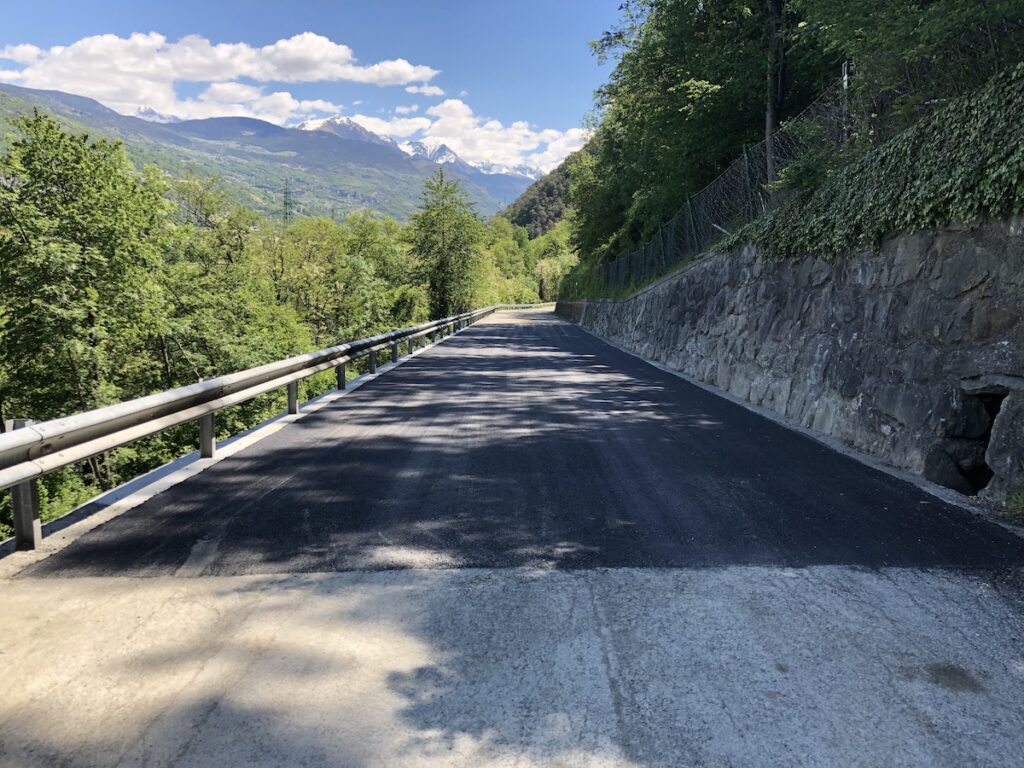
[
  {"x1": 336, "y1": 363, "x2": 346, "y2": 390},
  {"x1": 369, "y1": 349, "x2": 377, "y2": 374},
  {"x1": 199, "y1": 413, "x2": 216, "y2": 459},
  {"x1": 287, "y1": 381, "x2": 299, "y2": 415},
  {"x1": 391, "y1": 342, "x2": 399, "y2": 363},
  {"x1": 408, "y1": 338, "x2": 415, "y2": 356},
  {"x1": 9, "y1": 419, "x2": 41, "y2": 551}
]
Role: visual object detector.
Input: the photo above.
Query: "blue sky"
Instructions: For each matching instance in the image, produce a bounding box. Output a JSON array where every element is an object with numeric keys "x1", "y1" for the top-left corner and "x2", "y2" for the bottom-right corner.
[{"x1": 0, "y1": 0, "x2": 623, "y2": 169}]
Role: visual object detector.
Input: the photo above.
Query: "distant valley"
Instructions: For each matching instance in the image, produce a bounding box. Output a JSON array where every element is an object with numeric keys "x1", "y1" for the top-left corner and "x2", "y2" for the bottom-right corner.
[{"x1": 0, "y1": 83, "x2": 539, "y2": 219}]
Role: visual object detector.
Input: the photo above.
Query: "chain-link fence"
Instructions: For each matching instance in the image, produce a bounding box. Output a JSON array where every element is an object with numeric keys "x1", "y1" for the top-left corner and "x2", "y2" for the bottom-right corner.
[{"x1": 600, "y1": 79, "x2": 850, "y2": 292}]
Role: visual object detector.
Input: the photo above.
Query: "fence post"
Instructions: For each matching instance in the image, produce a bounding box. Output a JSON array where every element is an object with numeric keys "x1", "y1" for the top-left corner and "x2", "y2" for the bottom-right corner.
[
  {"x1": 686, "y1": 196, "x2": 699, "y2": 256},
  {"x1": 336, "y1": 363, "x2": 346, "y2": 390},
  {"x1": 199, "y1": 413, "x2": 216, "y2": 459},
  {"x1": 742, "y1": 145, "x2": 755, "y2": 223},
  {"x1": 287, "y1": 381, "x2": 299, "y2": 415},
  {"x1": 9, "y1": 419, "x2": 42, "y2": 550},
  {"x1": 369, "y1": 349, "x2": 377, "y2": 374},
  {"x1": 842, "y1": 60, "x2": 851, "y2": 144},
  {"x1": 391, "y1": 342, "x2": 399, "y2": 363}
]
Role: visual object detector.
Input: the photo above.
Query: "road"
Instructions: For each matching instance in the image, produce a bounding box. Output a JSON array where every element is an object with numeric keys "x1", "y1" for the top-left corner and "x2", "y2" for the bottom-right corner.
[{"x1": 2, "y1": 309, "x2": 1024, "y2": 767}]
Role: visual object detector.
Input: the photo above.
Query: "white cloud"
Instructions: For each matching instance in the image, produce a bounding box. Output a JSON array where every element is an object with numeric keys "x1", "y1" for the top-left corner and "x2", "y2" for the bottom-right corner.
[
  {"x1": 349, "y1": 114, "x2": 432, "y2": 137},
  {"x1": 188, "y1": 82, "x2": 342, "y2": 123},
  {"x1": 349, "y1": 98, "x2": 589, "y2": 172},
  {"x1": 524, "y1": 127, "x2": 589, "y2": 171},
  {"x1": 0, "y1": 43, "x2": 42, "y2": 64},
  {"x1": 406, "y1": 84, "x2": 444, "y2": 97},
  {"x1": 0, "y1": 32, "x2": 438, "y2": 122},
  {"x1": 0, "y1": 30, "x2": 588, "y2": 170}
]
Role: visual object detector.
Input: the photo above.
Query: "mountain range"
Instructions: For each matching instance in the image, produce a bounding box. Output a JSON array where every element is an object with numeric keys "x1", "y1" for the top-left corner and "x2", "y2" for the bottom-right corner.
[
  {"x1": 292, "y1": 115, "x2": 543, "y2": 181},
  {"x1": 0, "y1": 83, "x2": 540, "y2": 219}
]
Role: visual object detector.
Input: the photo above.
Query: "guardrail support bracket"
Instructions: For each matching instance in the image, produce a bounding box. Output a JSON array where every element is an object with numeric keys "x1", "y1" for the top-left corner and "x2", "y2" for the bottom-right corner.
[
  {"x1": 287, "y1": 381, "x2": 299, "y2": 415},
  {"x1": 199, "y1": 413, "x2": 216, "y2": 459},
  {"x1": 10, "y1": 419, "x2": 41, "y2": 550}
]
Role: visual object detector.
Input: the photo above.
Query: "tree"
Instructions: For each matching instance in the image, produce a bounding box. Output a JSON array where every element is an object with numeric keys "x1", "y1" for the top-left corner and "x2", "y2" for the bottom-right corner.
[
  {"x1": 765, "y1": 0, "x2": 787, "y2": 179},
  {"x1": 502, "y1": 155, "x2": 577, "y2": 238},
  {"x1": 407, "y1": 169, "x2": 482, "y2": 318},
  {"x1": 793, "y1": 0, "x2": 1024, "y2": 137},
  {"x1": 570, "y1": 0, "x2": 829, "y2": 262},
  {"x1": 0, "y1": 111, "x2": 168, "y2": 426}
]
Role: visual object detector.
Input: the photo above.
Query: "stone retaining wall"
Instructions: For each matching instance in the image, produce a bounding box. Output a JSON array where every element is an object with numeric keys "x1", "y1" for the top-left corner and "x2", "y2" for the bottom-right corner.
[{"x1": 558, "y1": 218, "x2": 1024, "y2": 507}]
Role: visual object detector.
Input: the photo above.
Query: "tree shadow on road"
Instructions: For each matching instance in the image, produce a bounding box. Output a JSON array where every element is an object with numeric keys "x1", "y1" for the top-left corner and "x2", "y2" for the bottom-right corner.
[{"x1": 17, "y1": 316, "x2": 1024, "y2": 577}]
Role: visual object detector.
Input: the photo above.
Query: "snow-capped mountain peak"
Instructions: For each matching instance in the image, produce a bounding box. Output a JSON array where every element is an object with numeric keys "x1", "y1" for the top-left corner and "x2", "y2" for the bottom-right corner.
[
  {"x1": 134, "y1": 106, "x2": 181, "y2": 124},
  {"x1": 398, "y1": 140, "x2": 542, "y2": 180},
  {"x1": 297, "y1": 115, "x2": 394, "y2": 147},
  {"x1": 473, "y1": 161, "x2": 545, "y2": 181},
  {"x1": 399, "y1": 140, "x2": 474, "y2": 174},
  {"x1": 299, "y1": 121, "x2": 543, "y2": 179}
]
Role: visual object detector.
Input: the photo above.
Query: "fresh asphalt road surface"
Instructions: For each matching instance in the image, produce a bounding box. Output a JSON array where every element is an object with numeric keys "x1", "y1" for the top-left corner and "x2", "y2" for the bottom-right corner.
[
  {"x1": 18, "y1": 310, "x2": 1024, "y2": 576},
  {"x1": 3, "y1": 309, "x2": 1024, "y2": 768}
]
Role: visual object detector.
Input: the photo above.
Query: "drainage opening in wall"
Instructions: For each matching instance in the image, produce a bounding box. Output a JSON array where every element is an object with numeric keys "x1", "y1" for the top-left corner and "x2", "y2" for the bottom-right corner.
[{"x1": 924, "y1": 389, "x2": 1008, "y2": 496}]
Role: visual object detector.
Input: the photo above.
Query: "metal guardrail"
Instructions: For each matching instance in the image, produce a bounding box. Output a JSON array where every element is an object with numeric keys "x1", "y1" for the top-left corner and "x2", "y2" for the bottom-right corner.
[{"x1": 2, "y1": 304, "x2": 549, "y2": 550}]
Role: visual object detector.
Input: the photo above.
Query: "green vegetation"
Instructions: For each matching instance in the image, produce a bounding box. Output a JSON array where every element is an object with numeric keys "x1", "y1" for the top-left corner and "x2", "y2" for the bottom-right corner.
[
  {"x1": 0, "y1": 84, "x2": 528, "y2": 220},
  {"x1": 409, "y1": 169, "x2": 485, "y2": 317},
  {"x1": 732, "y1": 62, "x2": 1024, "y2": 259},
  {"x1": 501, "y1": 156, "x2": 575, "y2": 238},
  {"x1": 0, "y1": 112, "x2": 571, "y2": 539},
  {"x1": 568, "y1": 0, "x2": 830, "y2": 264},
  {"x1": 796, "y1": 0, "x2": 1024, "y2": 138},
  {"x1": 562, "y1": 0, "x2": 1024, "y2": 297}
]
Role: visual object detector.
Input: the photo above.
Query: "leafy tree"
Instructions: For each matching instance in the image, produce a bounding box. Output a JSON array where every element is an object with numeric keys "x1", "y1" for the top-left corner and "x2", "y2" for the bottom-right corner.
[
  {"x1": 502, "y1": 155, "x2": 577, "y2": 238},
  {"x1": 531, "y1": 220, "x2": 578, "y2": 301},
  {"x1": 570, "y1": 0, "x2": 829, "y2": 263},
  {"x1": 407, "y1": 169, "x2": 483, "y2": 317},
  {"x1": 343, "y1": 210, "x2": 428, "y2": 327},
  {"x1": 793, "y1": 0, "x2": 1024, "y2": 137},
  {"x1": 0, "y1": 112, "x2": 169, "y2": 462}
]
